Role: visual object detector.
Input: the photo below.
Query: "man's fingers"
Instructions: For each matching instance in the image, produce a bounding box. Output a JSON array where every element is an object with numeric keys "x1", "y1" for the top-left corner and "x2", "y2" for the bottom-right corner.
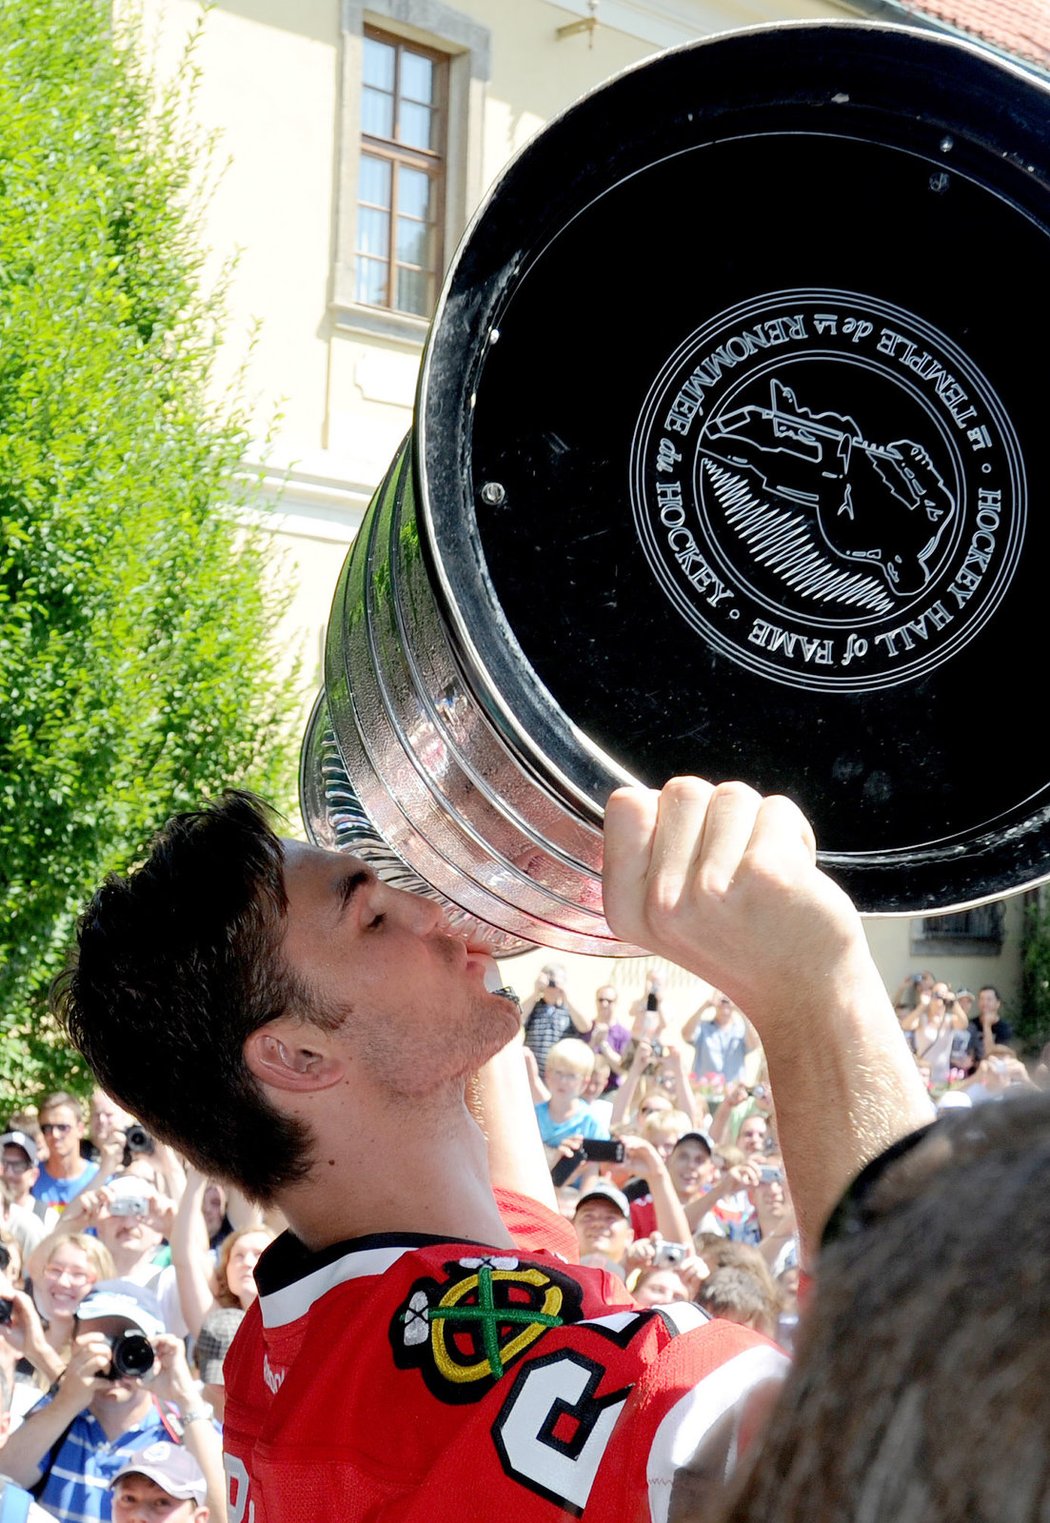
[
  {"x1": 748, "y1": 792, "x2": 817, "y2": 868},
  {"x1": 602, "y1": 787, "x2": 660, "y2": 938},
  {"x1": 646, "y1": 777, "x2": 719, "y2": 908},
  {"x1": 683, "y1": 781, "x2": 762, "y2": 897}
]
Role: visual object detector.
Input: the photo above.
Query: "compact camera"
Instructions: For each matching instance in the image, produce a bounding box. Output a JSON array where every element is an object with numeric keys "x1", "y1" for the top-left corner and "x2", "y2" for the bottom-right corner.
[
  {"x1": 108, "y1": 1195, "x2": 149, "y2": 1218},
  {"x1": 653, "y1": 1242, "x2": 688, "y2": 1268}
]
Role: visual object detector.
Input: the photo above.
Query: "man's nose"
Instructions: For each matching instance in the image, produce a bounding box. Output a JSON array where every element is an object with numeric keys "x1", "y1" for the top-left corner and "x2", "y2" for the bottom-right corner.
[{"x1": 379, "y1": 881, "x2": 449, "y2": 935}]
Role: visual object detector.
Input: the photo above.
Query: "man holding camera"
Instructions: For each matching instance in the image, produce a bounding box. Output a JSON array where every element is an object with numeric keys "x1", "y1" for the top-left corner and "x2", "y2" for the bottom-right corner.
[
  {"x1": 59, "y1": 777, "x2": 933, "y2": 1521},
  {"x1": 0, "y1": 1282, "x2": 224, "y2": 1522}
]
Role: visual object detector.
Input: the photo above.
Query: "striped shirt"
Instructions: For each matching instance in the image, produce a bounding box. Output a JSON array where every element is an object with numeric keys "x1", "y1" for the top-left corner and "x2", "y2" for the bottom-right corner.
[{"x1": 30, "y1": 1401, "x2": 171, "y2": 1523}]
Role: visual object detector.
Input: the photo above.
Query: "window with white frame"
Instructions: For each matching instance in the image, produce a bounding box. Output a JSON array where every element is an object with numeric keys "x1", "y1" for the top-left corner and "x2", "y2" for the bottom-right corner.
[
  {"x1": 334, "y1": 3, "x2": 491, "y2": 340},
  {"x1": 356, "y1": 30, "x2": 447, "y2": 317}
]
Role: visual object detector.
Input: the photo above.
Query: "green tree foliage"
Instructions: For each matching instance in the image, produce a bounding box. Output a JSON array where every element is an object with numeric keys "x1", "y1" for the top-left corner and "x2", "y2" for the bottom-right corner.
[
  {"x1": 1021, "y1": 893, "x2": 1050, "y2": 1054},
  {"x1": 0, "y1": 1, "x2": 298, "y2": 1107}
]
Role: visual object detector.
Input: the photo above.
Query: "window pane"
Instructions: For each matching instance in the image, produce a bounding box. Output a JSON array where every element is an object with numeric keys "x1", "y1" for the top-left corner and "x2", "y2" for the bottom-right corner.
[
  {"x1": 401, "y1": 51, "x2": 435, "y2": 104},
  {"x1": 398, "y1": 165, "x2": 432, "y2": 221},
  {"x1": 400, "y1": 100, "x2": 434, "y2": 151},
  {"x1": 356, "y1": 256, "x2": 388, "y2": 307},
  {"x1": 397, "y1": 265, "x2": 429, "y2": 316},
  {"x1": 363, "y1": 36, "x2": 395, "y2": 91},
  {"x1": 359, "y1": 206, "x2": 390, "y2": 260},
  {"x1": 362, "y1": 85, "x2": 394, "y2": 140},
  {"x1": 396, "y1": 215, "x2": 429, "y2": 267},
  {"x1": 359, "y1": 154, "x2": 391, "y2": 209}
]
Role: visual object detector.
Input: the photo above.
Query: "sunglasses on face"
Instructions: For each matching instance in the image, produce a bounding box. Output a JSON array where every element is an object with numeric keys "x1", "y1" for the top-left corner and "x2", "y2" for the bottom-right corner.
[{"x1": 40, "y1": 1122, "x2": 72, "y2": 1137}]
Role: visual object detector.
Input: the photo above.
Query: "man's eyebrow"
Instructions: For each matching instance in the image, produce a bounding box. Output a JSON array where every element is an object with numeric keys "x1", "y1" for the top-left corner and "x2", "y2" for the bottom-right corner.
[{"x1": 335, "y1": 868, "x2": 372, "y2": 914}]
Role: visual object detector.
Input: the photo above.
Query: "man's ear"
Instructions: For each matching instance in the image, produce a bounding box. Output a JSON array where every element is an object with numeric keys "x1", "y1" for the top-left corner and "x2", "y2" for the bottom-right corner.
[{"x1": 243, "y1": 1020, "x2": 345, "y2": 1094}]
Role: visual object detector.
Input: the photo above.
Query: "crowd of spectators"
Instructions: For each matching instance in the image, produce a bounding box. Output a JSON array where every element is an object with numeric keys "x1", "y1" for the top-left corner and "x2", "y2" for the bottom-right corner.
[
  {"x1": 0, "y1": 1089, "x2": 278, "y2": 1520},
  {"x1": 523, "y1": 963, "x2": 1041, "y2": 1366},
  {"x1": 0, "y1": 964, "x2": 1039, "y2": 1521}
]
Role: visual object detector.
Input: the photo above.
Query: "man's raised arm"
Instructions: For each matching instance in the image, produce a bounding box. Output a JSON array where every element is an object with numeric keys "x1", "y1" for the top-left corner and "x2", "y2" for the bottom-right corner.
[{"x1": 601, "y1": 777, "x2": 934, "y2": 1259}]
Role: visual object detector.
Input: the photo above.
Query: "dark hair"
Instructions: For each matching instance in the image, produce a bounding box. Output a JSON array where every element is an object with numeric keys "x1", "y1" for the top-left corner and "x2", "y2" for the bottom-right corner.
[
  {"x1": 706, "y1": 1095, "x2": 1050, "y2": 1523},
  {"x1": 56, "y1": 792, "x2": 320, "y2": 1202}
]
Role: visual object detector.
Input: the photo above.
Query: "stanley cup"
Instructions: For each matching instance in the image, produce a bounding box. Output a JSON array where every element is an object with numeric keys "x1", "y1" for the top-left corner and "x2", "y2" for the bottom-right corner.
[{"x1": 301, "y1": 22, "x2": 1050, "y2": 955}]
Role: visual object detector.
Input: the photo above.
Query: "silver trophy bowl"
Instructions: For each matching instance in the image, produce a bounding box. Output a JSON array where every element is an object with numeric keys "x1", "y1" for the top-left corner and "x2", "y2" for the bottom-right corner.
[{"x1": 302, "y1": 23, "x2": 1050, "y2": 951}]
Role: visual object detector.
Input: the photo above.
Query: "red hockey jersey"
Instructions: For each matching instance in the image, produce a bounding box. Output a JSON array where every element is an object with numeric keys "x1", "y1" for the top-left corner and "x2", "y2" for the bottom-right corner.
[{"x1": 223, "y1": 1190, "x2": 785, "y2": 1522}]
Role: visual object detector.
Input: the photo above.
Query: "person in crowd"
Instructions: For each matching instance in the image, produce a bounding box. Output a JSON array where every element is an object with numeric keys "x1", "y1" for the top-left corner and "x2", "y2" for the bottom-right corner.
[
  {"x1": 587, "y1": 984, "x2": 632, "y2": 1089},
  {"x1": 0, "y1": 1281, "x2": 226, "y2": 1523},
  {"x1": 520, "y1": 965, "x2": 590, "y2": 1073},
  {"x1": 580, "y1": 1054, "x2": 614, "y2": 1132},
  {"x1": 1, "y1": 1131, "x2": 48, "y2": 1262},
  {"x1": 746, "y1": 1157, "x2": 799, "y2": 1276},
  {"x1": 902, "y1": 981, "x2": 969, "y2": 1086},
  {"x1": 710, "y1": 1079, "x2": 775, "y2": 1149},
  {"x1": 632, "y1": 1263, "x2": 695, "y2": 1308},
  {"x1": 170, "y1": 1174, "x2": 273, "y2": 1422},
  {"x1": 695, "y1": 1266, "x2": 777, "y2": 1339},
  {"x1": 683, "y1": 1148, "x2": 762, "y2": 1241},
  {"x1": 109, "y1": 1442, "x2": 211, "y2": 1523},
  {"x1": 683, "y1": 993, "x2": 760, "y2": 1088},
  {"x1": 84, "y1": 1091, "x2": 134, "y2": 1167},
  {"x1": 617, "y1": 1129, "x2": 693, "y2": 1249},
  {"x1": 611, "y1": 1038, "x2": 699, "y2": 1130},
  {"x1": 737, "y1": 1115, "x2": 772, "y2": 1157},
  {"x1": 622, "y1": 1107, "x2": 692, "y2": 1239},
  {"x1": 970, "y1": 983, "x2": 1014, "y2": 1059},
  {"x1": 0, "y1": 1352, "x2": 53, "y2": 1521},
  {"x1": 952, "y1": 1047, "x2": 1035, "y2": 1105},
  {"x1": 201, "y1": 1185, "x2": 233, "y2": 1256},
  {"x1": 57, "y1": 776, "x2": 932, "y2": 1521},
  {"x1": 8, "y1": 1234, "x2": 116, "y2": 1393},
  {"x1": 665, "y1": 1132, "x2": 720, "y2": 1231},
  {"x1": 705, "y1": 1093, "x2": 1050, "y2": 1523},
  {"x1": 30, "y1": 1095, "x2": 98, "y2": 1214},
  {"x1": 570, "y1": 1181, "x2": 636, "y2": 1272},
  {"x1": 170, "y1": 1172, "x2": 271, "y2": 1339},
  {"x1": 535, "y1": 1038, "x2": 609, "y2": 1158},
  {"x1": 37, "y1": 1175, "x2": 187, "y2": 1337},
  {"x1": 627, "y1": 971, "x2": 670, "y2": 1052},
  {"x1": 5, "y1": 1117, "x2": 47, "y2": 1168}
]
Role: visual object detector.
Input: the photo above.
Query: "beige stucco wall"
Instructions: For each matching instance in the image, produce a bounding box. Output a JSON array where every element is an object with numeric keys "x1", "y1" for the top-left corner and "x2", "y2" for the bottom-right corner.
[{"x1": 138, "y1": 0, "x2": 1023, "y2": 1010}]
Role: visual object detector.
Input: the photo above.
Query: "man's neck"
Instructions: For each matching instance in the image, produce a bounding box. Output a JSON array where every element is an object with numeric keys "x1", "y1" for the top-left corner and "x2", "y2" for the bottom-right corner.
[
  {"x1": 45, "y1": 1154, "x2": 83, "y2": 1182},
  {"x1": 278, "y1": 1081, "x2": 515, "y2": 1253},
  {"x1": 90, "y1": 1387, "x2": 154, "y2": 1442},
  {"x1": 110, "y1": 1245, "x2": 152, "y2": 1279}
]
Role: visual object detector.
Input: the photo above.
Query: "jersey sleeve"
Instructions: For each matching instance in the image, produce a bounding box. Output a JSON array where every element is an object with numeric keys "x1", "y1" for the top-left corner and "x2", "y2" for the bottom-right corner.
[{"x1": 494, "y1": 1186, "x2": 580, "y2": 1262}]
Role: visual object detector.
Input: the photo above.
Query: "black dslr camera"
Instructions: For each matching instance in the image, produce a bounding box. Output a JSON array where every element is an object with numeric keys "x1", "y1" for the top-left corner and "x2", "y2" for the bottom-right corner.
[
  {"x1": 121, "y1": 1123, "x2": 155, "y2": 1168},
  {"x1": 100, "y1": 1330, "x2": 155, "y2": 1380}
]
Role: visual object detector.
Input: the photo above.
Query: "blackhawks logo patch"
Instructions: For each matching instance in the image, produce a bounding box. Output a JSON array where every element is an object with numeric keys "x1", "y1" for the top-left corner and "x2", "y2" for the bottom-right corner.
[{"x1": 391, "y1": 1255, "x2": 583, "y2": 1403}]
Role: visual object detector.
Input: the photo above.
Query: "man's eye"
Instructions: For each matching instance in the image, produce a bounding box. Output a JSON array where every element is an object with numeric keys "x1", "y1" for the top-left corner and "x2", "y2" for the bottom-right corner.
[{"x1": 368, "y1": 913, "x2": 385, "y2": 930}]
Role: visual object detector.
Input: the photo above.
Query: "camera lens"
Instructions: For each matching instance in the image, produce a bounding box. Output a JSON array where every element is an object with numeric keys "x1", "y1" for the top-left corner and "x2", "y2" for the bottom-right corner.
[{"x1": 108, "y1": 1332, "x2": 154, "y2": 1379}]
